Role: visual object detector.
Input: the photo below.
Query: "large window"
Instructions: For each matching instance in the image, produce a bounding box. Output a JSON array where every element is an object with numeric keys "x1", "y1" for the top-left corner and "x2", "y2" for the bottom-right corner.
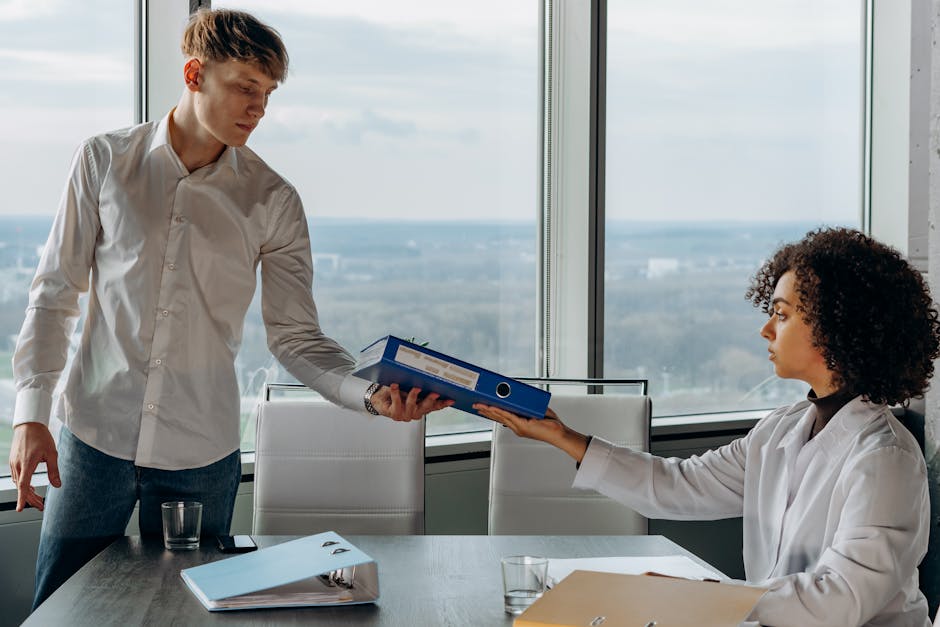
[
  {"x1": 603, "y1": 1, "x2": 863, "y2": 415},
  {"x1": 0, "y1": 0, "x2": 881, "y2": 477},
  {"x1": 0, "y1": 1, "x2": 134, "y2": 472},
  {"x1": 214, "y1": 1, "x2": 539, "y2": 444}
]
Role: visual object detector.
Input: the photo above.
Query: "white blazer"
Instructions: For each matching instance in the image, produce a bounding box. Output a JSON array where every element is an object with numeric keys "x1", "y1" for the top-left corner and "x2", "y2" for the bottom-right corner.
[{"x1": 574, "y1": 396, "x2": 930, "y2": 627}]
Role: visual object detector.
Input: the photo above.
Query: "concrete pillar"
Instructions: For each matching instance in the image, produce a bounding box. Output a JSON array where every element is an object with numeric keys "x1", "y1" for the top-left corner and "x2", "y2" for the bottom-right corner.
[{"x1": 923, "y1": 0, "x2": 940, "y2": 613}]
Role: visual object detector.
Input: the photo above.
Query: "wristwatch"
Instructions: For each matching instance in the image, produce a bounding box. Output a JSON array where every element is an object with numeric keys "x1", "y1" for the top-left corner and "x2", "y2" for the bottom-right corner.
[{"x1": 363, "y1": 382, "x2": 381, "y2": 415}]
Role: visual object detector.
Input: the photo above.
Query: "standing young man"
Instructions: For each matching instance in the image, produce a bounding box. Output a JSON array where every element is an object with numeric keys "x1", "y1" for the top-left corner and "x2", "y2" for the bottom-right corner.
[{"x1": 8, "y1": 8, "x2": 450, "y2": 608}]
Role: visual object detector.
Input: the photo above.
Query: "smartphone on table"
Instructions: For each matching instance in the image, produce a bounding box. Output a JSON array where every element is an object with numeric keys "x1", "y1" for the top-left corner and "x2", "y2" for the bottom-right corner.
[{"x1": 216, "y1": 534, "x2": 257, "y2": 553}]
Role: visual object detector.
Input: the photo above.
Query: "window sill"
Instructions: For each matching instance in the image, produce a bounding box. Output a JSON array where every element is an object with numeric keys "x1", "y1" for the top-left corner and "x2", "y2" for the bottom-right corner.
[
  {"x1": 0, "y1": 474, "x2": 46, "y2": 513},
  {"x1": 0, "y1": 409, "x2": 769, "y2": 509}
]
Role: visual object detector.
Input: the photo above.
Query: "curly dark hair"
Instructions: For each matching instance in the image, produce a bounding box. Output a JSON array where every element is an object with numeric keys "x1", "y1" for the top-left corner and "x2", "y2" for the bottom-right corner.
[{"x1": 745, "y1": 227, "x2": 940, "y2": 405}]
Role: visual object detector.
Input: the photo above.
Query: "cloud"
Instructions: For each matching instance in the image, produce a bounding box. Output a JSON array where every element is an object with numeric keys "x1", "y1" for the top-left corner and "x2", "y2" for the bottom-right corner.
[
  {"x1": 0, "y1": 0, "x2": 63, "y2": 21},
  {"x1": 609, "y1": 0, "x2": 858, "y2": 50},
  {"x1": 323, "y1": 109, "x2": 416, "y2": 144},
  {"x1": 0, "y1": 105, "x2": 128, "y2": 143},
  {"x1": 218, "y1": 0, "x2": 532, "y2": 43},
  {"x1": 0, "y1": 48, "x2": 129, "y2": 82},
  {"x1": 259, "y1": 106, "x2": 480, "y2": 147}
]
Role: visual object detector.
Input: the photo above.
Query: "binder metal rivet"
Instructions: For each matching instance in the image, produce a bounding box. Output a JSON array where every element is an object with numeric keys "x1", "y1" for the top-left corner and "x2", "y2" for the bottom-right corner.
[
  {"x1": 331, "y1": 547, "x2": 350, "y2": 554},
  {"x1": 589, "y1": 617, "x2": 607, "y2": 626},
  {"x1": 495, "y1": 381, "x2": 511, "y2": 398}
]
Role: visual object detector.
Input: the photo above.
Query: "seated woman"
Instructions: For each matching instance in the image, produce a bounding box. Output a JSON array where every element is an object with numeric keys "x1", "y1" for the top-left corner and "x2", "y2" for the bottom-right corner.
[{"x1": 475, "y1": 227, "x2": 937, "y2": 627}]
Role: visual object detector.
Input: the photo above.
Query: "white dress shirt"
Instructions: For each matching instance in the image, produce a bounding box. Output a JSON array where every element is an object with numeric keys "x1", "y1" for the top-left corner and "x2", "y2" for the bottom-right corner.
[
  {"x1": 574, "y1": 396, "x2": 930, "y2": 627},
  {"x1": 12, "y1": 113, "x2": 372, "y2": 469}
]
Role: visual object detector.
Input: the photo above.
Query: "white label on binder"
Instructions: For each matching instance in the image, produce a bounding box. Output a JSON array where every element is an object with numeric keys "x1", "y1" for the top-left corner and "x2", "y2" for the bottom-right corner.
[{"x1": 394, "y1": 345, "x2": 480, "y2": 390}]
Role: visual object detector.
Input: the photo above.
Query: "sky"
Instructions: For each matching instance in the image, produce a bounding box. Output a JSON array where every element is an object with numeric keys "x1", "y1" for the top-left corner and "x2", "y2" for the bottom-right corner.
[{"x1": 0, "y1": 0, "x2": 860, "y2": 225}]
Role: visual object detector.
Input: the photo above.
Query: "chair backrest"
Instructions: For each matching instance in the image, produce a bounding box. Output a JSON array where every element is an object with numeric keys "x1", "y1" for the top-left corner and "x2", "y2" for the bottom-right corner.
[
  {"x1": 489, "y1": 393, "x2": 650, "y2": 534},
  {"x1": 252, "y1": 398, "x2": 425, "y2": 535}
]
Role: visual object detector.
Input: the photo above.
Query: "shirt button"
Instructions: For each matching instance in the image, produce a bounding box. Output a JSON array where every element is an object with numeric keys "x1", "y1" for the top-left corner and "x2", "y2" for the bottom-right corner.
[
  {"x1": 154, "y1": 359, "x2": 162, "y2": 365},
  {"x1": 168, "y1": 263, "x2": 176, "y2": 271},
  {"x1": 162, "y1": 310, "x2": 169, "y2": 317},
  {"x1": 147, "y1": 403, "x2": 155, "y2": 411},
  {"x1": 174, "y1": 216, "x2": 185, "y2": 224}
]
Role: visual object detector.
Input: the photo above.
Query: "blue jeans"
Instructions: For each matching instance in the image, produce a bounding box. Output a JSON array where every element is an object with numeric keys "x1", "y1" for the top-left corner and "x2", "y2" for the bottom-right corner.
[{"x1": 33, "y1": 427, "x2": 240, "y2": 609}]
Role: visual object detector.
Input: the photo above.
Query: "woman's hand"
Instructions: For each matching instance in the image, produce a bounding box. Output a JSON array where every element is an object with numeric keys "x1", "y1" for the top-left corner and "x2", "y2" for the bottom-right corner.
[
  {"x1": 472, "y1": 404, "x2": 591, "y2": 464},
  {"x1": 473, "y1": 404, "x2": 565, "y2": 442}
]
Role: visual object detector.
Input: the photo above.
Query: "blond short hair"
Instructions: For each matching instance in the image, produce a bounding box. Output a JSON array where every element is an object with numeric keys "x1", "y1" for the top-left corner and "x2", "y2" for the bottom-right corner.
[{"x1": 181, "y1": 8, "x2": 288, "y2": 83}]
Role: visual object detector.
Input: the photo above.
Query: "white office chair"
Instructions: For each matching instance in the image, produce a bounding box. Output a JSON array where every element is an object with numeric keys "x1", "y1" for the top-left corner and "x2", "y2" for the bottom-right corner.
[
  {"x1": 252, "y1": 393, "x2": 425, "y2": 535},
  {"x1": 489, "y1": 391, "x2": 651, "y2": 535}
]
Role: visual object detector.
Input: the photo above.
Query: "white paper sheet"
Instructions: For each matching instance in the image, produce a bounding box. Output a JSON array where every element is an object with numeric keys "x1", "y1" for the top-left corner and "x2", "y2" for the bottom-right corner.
[{"x1": 547, "y1": 555, "x2": 724, "y2": 587}]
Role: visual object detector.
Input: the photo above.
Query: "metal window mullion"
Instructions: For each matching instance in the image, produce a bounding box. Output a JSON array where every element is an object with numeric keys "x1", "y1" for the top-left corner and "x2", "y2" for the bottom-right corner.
[
  {"x1": 588, "y1": 0, "x2": 606, "y2": 383},
  {"x1": 538, "y1": 0, "x2": 596, "y2": 381},
  {"x1": 538, "y1": 0, "x2": 555, "y2": 378},
  {"x1": 861, "y1": 0, "x2": 872, "y2": 235},
  {"x1": 135, "y1": 0, "x2": 148, "y2": 124}
]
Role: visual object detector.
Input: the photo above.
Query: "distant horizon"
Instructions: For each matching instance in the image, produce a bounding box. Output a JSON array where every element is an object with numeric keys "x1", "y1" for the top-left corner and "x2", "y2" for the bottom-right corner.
[{"x1": 0, "y1": 215, "x2": 834, "y2": 226}]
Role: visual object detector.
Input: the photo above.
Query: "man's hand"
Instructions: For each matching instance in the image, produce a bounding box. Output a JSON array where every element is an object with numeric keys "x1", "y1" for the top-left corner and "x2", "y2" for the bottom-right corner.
[
  {"x1": 472, "y1": 405, "x2": 591, "y2": 464},
  {"x1": 370, "y1": 384, "x2": 454, "y2": 422},
  {"x1": 9, "y1": 422, "x2": 60, "y2": 512}
]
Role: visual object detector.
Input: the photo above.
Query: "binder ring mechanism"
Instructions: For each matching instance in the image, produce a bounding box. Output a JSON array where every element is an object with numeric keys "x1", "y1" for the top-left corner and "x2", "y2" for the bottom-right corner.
[
  {"x1": 318, "y1": 541, "x2": 356, "y2": 589},
  {"x1": 321, "y1": 540, "x2": 350, "y2": 555}
]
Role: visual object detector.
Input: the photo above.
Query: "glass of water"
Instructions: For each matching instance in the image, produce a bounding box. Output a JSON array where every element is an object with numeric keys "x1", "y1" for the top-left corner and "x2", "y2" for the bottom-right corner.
[
  {"x1": 501, "y1": 555, "x2": 548, "y2": 615},
  {"x1": 161, "y1": 501, "x2": 202, "y2": 550}
]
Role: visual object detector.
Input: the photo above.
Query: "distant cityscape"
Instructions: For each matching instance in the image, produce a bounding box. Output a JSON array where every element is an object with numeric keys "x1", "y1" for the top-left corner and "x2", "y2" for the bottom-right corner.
[{"x1": 0, "y1": 216, "x2": 820, "y2": 464}]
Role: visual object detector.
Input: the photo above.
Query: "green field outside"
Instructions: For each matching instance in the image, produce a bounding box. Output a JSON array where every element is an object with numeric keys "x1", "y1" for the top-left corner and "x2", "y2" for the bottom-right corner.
[{"x1": 0, "y1": 427, "x2": 12, "y2": 472}]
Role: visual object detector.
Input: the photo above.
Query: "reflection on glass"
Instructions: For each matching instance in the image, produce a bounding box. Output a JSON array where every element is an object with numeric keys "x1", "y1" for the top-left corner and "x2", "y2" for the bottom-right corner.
[
  {"x1": 604, "y1": 1, "x2": 862, "y2": 416},
  {"x1": 214, "y1": 1, "x2": 538, "y2": 445},
  {"x1": 0, "y1": 1, "x2": 134, "y2": 474}
]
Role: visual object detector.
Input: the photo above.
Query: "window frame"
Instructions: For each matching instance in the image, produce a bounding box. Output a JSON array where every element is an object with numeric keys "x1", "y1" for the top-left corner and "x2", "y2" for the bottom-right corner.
[
  {"x1": 545, "y1": 0, "x2": 907, "y2": 415},
  {"x1": 0, "y1": 0, "x2": 919, "y2": 486},
  {"x1": 145, "y1": 0, "x2": 907, "y2": 427}
]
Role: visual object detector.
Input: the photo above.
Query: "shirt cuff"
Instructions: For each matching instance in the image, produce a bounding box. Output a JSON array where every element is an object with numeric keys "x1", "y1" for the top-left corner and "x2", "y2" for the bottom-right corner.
[
  {"x1": 339, "y1": 375, "x2": 377, "y2": 415},
  {"x1": 572, "y1": 436, "x2": 616, "y2": 490},
  {"x1": 575, "y1": 435, "x2": 594, "y2": 469},
  {"x1": 12, "y1": 387, "x2": 53, "y2": 427}
]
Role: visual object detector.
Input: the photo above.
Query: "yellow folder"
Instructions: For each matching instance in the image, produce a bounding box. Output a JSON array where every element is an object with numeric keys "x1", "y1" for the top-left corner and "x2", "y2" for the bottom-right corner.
[{"x1": 514, "y1": 570, "x2": 767, "y2": 627}]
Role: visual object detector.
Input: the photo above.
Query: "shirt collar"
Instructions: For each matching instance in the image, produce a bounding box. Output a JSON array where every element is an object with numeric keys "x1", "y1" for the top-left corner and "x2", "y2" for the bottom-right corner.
[
  {"x1": 777, "y1": 401, "x2": 816, "y2": 451},
  {"x1": 806, "y1": 387, "x2": 856, "y2": 424},
  {"x1": 147, "y1": 110, "x2": 241, "y2": 176},
  {"x1": 215, "y1": 144, "x2": 240, "y2": 175},
  {"x1": 806, "y1": 395, "x2": 882, "y2": 459},
  {"x1": 775, "y1": 395, "x2": 879, "y2": 461},
  {"x1": 147, "y1": 112, "x2": 174, "y2": 157}
]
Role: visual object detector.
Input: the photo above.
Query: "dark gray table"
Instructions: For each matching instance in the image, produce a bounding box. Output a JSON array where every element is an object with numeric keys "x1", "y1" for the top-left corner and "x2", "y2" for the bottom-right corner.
[{"x1": 25, "y1": 534, "x2": 718, "y2": 626}]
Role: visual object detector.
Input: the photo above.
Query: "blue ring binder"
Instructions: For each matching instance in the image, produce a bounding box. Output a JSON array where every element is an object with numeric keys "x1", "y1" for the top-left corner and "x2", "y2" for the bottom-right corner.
[
  {"x1": 180, "y1": 531, "x2": 380, "y2": 611},
  {"x1": 351, "y1": 335, "x2": 552, "y2": 419}
]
